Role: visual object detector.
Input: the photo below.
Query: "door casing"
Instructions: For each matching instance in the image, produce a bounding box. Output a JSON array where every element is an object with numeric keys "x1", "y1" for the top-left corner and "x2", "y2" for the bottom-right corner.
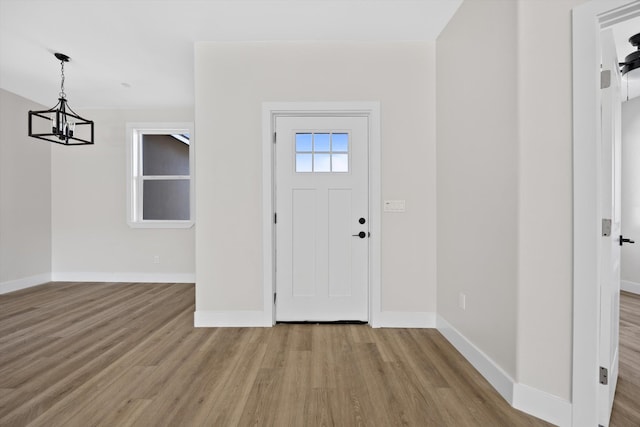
[
  {"x1": 262, "y1": 102, "x2": 381, "y2": 326},
  {"x1": 572, "y1": 1, "x2": 640, "y2": 426}
]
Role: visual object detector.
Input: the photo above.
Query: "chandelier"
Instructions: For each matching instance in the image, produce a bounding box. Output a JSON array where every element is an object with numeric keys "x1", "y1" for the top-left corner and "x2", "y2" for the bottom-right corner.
[{"x1": 28, "y1": 53, "x2": 94, "y2": 145}]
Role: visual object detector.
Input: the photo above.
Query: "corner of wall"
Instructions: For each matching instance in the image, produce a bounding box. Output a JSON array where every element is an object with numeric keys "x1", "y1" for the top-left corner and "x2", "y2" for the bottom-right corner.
[
  {"x1": 512, "y1": 383, "x2": 572, "y2": 427},
  {"x1": 0, "y1": 89, "x2": 52, "y2": 287},
  {"x1": 437, "y1": 314, "x2": 572, "y2": 427}
]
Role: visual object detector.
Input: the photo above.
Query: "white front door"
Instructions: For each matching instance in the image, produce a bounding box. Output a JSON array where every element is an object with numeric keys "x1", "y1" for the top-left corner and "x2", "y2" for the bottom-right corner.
[
  {"x1": 598, "y1": 28, "x2": 622, "y2": 427},
  {"x1": 275, "y1": 116, "x2": 369, "y2": 322}
]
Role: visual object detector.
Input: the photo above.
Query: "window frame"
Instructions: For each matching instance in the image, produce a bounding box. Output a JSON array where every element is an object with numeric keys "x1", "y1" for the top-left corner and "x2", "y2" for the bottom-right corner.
[{"x1": 126, "y1": 122, "x2": 195, "y2": 229}]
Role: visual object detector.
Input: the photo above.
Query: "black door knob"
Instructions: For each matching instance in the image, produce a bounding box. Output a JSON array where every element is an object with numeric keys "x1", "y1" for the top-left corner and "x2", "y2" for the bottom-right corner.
[
  {"x1": 620, "y1": 235, "x2": 636, "y2": 246},
  {"x1": 359, "y1": 218, "x2": 366, "y2": 224},
  {"x1": 352, "y1": 231, "x2": 366, "y2": 238}
]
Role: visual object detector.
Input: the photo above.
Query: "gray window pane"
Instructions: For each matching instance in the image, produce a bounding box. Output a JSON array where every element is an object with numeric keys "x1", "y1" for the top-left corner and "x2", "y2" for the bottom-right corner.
[
  {"x1": 143, "y1": 179, "x2": 190, "y2": 220},
  {"x1": 296, "y1": 153, "x2": 312, "y2": 172},
  {"x1": 296, "y1": 133, "x2": 312, "y2": 152},
  {"x1": 314, "y1": 133, "x2": 330, "y2": 152},
  {"x1": 142, "y1": 134, "x2": 190, "y2": 176},
  {"x1": 332, "y1": 133, "x2": 349, "y2": 152}
]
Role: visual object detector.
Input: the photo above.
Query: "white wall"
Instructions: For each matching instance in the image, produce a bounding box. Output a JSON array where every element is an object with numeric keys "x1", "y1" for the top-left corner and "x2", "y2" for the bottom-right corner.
[
  {"x1": 516, "y1": 0, "x2": 580, "y2": 401},
  {"x1": 0, "y1": 89, "x2": 52, "y2": 292},
  {"x1": 437, "y1": 0, "x2": 582, "y2": 409},
  {"x1": 195, "y1": 42, "x2": 437, "y2": 319},
  {"x1": 436, "y1": 0, "x2": 519, "y2": 381},
  {"x1": 52, "y1": 108, "x2": 195, "y2": 282},
  {"x1": 622, "y1": 96, "x2": 640, "y2": 292}
]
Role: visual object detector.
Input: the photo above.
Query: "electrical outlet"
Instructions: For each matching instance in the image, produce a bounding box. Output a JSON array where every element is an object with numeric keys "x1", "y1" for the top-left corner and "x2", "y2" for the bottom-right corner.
[
  {"x1": 458, "y1": 292, "x2": 466, "y2": 310},
  {"x1": 153, "y1": 255, "x2": 160, "y2": 264}
]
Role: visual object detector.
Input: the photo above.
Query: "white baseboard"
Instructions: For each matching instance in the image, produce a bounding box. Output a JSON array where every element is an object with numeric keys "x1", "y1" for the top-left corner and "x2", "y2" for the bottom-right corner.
[
  {"x1": 374, "y1": 311, "x2": 436, "y2": 328},
  {"x1": 436, "y1": 315, "x2": 514, "y2": 403},
  {"x1": 621, "y1": 280, "x2": 640, "y2": 295},
  {"x1": 0, "y1": 273, "x2": 52, "y2": 294},
  {"x1": 51, "y1": 272, "x2": 195, "y2": 283},
  {"x1": 436, "y1": 314, "x2": 571, "y2": 427},
  {"x1": 513, "y1": 383, "x2": 571, "y2": 427},
  {"x1": 194, "y1": 310, "x2": 272, "y2": 327}
]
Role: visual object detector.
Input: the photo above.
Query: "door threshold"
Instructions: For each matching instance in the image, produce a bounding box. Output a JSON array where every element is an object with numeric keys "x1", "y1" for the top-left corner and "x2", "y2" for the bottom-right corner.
[{"x1": 276, "y1": 320, "x2": 368, "y2": 325}]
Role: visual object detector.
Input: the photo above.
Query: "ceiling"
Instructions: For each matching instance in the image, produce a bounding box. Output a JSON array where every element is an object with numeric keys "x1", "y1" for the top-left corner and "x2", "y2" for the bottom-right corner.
[
  {"x1": 1, "y1": 1, "x2": 637, "y2": 109},
  {"x1": 0, "y1": 0, "x2": 462, "y2": 109}
]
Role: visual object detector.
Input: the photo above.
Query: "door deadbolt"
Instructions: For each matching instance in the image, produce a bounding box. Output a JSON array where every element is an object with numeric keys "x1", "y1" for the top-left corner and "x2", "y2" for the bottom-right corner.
[{"x1": 359, "y1": 217, "x2": 366, "y2": 224}]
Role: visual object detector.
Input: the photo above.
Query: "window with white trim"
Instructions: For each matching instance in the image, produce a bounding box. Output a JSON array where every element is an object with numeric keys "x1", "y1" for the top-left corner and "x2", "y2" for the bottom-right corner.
[{"x1": 127, "y1": 123, "x2": 194, "y2": 228}]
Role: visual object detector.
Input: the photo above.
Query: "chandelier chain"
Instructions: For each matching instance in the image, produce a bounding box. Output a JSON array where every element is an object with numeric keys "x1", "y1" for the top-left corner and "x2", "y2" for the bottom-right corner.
[{"x1": 59, "y1": 59, "x2": 66, "y2": 99}]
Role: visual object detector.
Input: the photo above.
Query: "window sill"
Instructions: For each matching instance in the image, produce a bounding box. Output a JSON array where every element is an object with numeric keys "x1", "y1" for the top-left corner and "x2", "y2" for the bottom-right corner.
[{"x1": 128, "y1": 220, "x2": 194, "y2": 229}]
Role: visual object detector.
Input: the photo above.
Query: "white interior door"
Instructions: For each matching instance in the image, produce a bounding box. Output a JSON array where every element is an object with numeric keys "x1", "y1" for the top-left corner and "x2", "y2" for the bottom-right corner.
[
  {"x1": 275, "y1": 116, "x2": 368, "y2": 322},
  {"x1": 598, "y1": 28, "x2": 622, "y2": 427}
]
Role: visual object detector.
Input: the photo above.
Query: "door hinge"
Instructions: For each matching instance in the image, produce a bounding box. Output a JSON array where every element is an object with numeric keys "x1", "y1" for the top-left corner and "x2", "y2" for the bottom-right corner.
[
  {"x1": 274, "y1": 213, "x2": 277, "y2": 224},
  {"x1": 601, "y1": 70, "x2": 611, "y2": 89},
  {"x1": 602, "y1": 218, "x2": 611, "y2": 237},
  {"x1": 273, "y1": 132, "x2": 277, "y2": 143},
  {"x1": 599, "y1": 366, "x2": 608, "y2": 385},
  {"x1": 274, "y1": 292, "x2": 277, "y2": 304}
]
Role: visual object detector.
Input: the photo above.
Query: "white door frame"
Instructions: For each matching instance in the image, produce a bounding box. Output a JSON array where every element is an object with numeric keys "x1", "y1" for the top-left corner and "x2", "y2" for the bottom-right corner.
[
  {"x1": 572, "y1": 1, "x2": 640, "y2": 426},
  {"x1": 262, "y1": 102, "x2": 381, "y2": 326}
]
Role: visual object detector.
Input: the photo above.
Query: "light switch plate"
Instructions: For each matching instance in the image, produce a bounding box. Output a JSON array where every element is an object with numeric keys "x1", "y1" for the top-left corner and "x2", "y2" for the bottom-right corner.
[{"x1": 384, "y1": 200, "x2": 406, "y2": 212}]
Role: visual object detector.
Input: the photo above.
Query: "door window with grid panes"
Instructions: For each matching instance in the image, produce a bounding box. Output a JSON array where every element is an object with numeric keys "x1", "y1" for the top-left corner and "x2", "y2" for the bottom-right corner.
[{"x1": 295, "y1": 132, "x2": 349, "y2": 173}]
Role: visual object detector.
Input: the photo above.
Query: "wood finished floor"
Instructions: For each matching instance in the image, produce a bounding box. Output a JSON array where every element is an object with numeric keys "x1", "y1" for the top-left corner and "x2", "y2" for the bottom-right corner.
[
  {"x1": 610, "y1": 291, "x2": 640, "y2": 427},
  {"x1": 0, "y1": 283, "x2": 632, "y2": 427}
]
